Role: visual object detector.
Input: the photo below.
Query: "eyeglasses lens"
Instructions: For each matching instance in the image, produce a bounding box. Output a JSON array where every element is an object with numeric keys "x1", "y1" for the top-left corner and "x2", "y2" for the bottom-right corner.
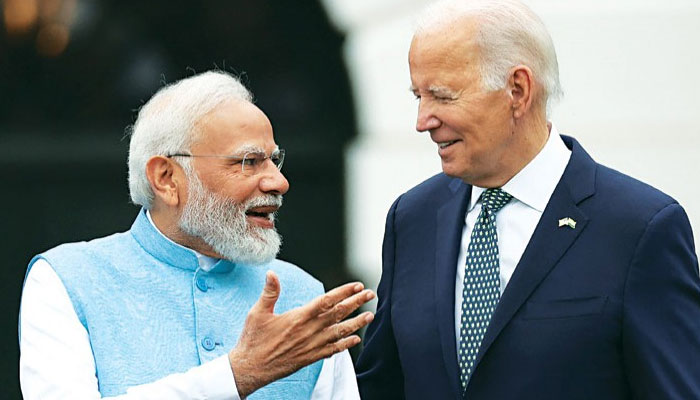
[{"x1": 241, "y1": 150, "x2": 285, "y2": 174}]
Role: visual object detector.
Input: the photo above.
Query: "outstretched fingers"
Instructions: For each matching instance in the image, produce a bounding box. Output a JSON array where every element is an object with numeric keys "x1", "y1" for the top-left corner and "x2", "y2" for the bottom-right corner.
[
  {"x1": 231, "y1": 277, "x2": 376, "y2": 398},
  {"x1": 306, "y1": 310, "x2": 374, "y2": 351},
  {"x1": 325, "y1": 289, "x2": 375, "y2": 323},
  {"x1": 332, "y1": 311, "x2": 374, "y2": 341},
  {"x1": 311, "y1": 311, "x2": 375, "y2": 360},
  {"x1": 305, "y1": 282, "x2": 366, "y2": 319},
  {"x1": 320, "y1": 335, "x2": 362, "y2": 359}
]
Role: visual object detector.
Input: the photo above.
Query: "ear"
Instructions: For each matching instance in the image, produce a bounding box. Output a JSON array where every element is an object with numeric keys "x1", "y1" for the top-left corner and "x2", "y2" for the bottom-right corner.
[
  {"x1": 507, "y1": 65, "x2": 535, "y2": 119},
  {"x1": 145, "y1": 156, "x2": 184, "y2": 208}
]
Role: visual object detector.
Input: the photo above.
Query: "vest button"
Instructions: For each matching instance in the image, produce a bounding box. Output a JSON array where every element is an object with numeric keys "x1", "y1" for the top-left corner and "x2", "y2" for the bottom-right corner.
[
  {"x1": 196, "y1": 276, "x2": 208, "y2": 292},
  {"x1": 201, "y1": 337, "x2": 216, "y2": 351}
]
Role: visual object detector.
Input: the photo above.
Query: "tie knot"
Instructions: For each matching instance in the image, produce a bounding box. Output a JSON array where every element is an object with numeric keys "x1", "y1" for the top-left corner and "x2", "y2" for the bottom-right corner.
[{"x1": 481, "y1": 188, "x2": 512, "y2": 213}]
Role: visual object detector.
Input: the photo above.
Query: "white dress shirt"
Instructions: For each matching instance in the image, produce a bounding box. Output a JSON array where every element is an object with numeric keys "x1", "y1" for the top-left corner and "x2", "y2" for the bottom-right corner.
[
  {"x1": 19, "y1": 212, "x2": 360, "y2": 400},
  {"x1": 453, "y1": 125, "x2": 572, "y2": 345}
]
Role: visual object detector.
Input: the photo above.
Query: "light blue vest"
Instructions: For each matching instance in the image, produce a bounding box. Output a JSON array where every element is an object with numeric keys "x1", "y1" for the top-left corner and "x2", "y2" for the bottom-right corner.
[{"x1": 27, "y1": 209, "x2": 324, "y2": 398}]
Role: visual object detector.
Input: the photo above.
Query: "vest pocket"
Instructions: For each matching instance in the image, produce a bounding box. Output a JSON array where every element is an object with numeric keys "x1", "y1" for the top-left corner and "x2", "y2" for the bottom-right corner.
[{"x1": 521, "y1": 296, "x2": 608, "y2": 320}]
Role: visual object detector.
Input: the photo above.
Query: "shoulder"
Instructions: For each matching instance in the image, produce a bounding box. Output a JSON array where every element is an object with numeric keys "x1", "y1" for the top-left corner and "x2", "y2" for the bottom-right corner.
[
  {"x1": 26, "y1": 232, "x2": 128, "y2": 328},
  {"x1": 28, "y1": 231, "x2": 136, "y2": 310},
  {"x1": 564, "y1": 135, "x2": 679, "y2": 226},
  {"x1": 592, "y1": 163, "x2": 678, "y2": 224},
  {"x1": 34, "y1": 231, "x2": 132, "y2": 272},
  {"x1": 401, "y1": 172, "x2": 457, "y2": 202},
  {"x1": 391, "y1": 172, "x2": 463, "y2": 213}
]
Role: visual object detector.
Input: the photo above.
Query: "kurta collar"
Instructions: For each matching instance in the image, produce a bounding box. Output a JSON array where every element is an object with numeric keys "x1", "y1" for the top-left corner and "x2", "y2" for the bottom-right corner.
[{"x1": 130, "y1": 208, "x2": 235, "y2": 273}]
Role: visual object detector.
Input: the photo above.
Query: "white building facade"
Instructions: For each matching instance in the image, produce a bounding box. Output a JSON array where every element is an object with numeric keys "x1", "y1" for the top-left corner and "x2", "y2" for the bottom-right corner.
[{"x1": 320, "y1": 0, "x2": 700, "y2": 289}]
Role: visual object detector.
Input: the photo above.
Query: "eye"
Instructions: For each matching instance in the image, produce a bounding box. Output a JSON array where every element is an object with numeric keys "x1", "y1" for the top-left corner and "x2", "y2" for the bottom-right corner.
[
  {"x1": 243, "y1": 155, "x2": 267, "y2": 168},
  {"x1": 435, "y1": 96, "x2": 452, "y2": 104},
  {"x1": 242, "y1": 158, "x2": 258, "y2": 167},
  {"x1": 240, "y1": 151, "x2": 266, "y2": 168}
]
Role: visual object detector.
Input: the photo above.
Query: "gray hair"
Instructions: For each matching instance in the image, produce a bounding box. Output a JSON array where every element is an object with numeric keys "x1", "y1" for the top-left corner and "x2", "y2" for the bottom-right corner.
[
  {"x1": 416, "y1": 0, "x2": 563, "y2": 111},
  {"x1": 127, "y1": 71, "x2": 253, "y2": 209}
]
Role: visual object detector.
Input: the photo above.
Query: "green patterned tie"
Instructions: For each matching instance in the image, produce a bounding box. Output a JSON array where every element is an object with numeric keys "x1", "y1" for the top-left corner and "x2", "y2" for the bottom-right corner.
[{"x1": 458, "y1": 188, "x2": 512, "y2": 393}]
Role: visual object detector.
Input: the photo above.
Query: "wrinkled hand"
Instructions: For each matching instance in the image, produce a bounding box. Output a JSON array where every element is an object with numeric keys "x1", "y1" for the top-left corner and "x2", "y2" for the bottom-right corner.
[{"x1": 229, "y1": 271, "x2": 375, "y2": 397}]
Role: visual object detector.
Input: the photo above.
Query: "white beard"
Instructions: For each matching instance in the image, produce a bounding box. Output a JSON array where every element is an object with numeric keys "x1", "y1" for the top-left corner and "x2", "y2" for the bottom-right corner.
[{"x1": 178, "y1": 170, "x2": 282, "y2": 266}]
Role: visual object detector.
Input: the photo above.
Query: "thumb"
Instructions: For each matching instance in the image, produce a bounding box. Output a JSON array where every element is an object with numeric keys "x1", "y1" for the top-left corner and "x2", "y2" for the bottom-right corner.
[{"x1": 254, "y1": 270, "x2": 280, "y2": 314}]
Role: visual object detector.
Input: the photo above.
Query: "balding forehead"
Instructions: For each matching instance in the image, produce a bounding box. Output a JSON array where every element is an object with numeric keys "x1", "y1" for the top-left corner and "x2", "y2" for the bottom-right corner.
[
  {"x1": 411, "y1": 15, "x2": 481, "y2": 55},
  {"x1": 415, "y1": 5, "x2": 482, "y2": 36}
]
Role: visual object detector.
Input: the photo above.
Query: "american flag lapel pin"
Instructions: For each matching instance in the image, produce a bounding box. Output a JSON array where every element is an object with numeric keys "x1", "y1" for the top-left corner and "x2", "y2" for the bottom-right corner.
[{"x1": 558, "y1": 217, "x2": 576, "y2": 229}]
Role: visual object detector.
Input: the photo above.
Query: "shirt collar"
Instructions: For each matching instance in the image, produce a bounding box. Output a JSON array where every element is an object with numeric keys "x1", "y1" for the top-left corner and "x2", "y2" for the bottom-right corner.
[{"x1": 469, "y1": 123, "x2": 572, "y2": 212}]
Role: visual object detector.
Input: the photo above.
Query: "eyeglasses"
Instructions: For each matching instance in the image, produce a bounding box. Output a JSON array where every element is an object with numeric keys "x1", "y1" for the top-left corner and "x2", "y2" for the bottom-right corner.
[{"x1": 166, "y1": 149, "x2": 285, "y2": 176}]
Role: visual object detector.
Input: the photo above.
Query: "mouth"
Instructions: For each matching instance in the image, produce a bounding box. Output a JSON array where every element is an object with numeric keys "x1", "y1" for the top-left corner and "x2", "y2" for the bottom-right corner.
[
  {"x1": 244, "y1": 205, "x2": 279, "y2": 228},
  {"x1": 437, "y1": 140, "x2": 459, "y2": 149}
]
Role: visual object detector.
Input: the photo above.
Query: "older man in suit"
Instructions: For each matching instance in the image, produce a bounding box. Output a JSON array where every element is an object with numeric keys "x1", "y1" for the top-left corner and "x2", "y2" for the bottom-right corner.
[{"x1": 356, "y1": 0, "x2": 700, "y2": 399}]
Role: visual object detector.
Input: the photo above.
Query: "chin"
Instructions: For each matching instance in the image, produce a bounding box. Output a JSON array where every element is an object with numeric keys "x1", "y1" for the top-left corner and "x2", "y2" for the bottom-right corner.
[{"x1": 441, "y1": 162, "x2": 469, "y2": 180}]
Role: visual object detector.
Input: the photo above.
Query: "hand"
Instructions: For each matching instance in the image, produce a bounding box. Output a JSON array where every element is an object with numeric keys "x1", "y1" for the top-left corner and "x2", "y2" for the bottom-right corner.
[{"x1": 229, "y1": 271, "x2": 375, "y2": 397}]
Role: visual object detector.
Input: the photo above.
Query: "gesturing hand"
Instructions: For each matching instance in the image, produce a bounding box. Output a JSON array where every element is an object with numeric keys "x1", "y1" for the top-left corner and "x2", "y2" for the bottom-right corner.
[{"x1": 228, "y1": 271, "x2": 375, "y2": 397}]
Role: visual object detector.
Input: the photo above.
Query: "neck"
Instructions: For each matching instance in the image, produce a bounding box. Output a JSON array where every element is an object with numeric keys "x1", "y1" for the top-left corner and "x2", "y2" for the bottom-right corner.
[
  {"x1": 472, "y1": 111, "x2": 549, "y2": 188},
  {"x1": 149, "y1": 205, "x2": 221, "y2": 259}
]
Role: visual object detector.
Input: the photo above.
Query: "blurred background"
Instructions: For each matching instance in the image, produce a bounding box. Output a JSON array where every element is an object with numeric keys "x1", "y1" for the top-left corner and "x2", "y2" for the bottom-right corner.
[{"x1": 2, "y1": 0, "x2": 699, "y2": 398}]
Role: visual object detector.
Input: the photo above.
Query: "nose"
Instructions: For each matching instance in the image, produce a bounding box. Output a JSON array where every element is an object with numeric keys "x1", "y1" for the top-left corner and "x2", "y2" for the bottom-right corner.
[
  {"x1": 416, "y1": 101, "x2": 441, "y2": 132},
  {"x1": 259, "y1": 164, "x2": 289, "y2": 195}
]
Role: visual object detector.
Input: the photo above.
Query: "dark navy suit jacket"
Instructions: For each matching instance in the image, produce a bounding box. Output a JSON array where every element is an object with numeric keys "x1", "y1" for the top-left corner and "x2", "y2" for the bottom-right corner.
[{"x1": 356, "y1": 136, "x2": 700, "y2": 399}]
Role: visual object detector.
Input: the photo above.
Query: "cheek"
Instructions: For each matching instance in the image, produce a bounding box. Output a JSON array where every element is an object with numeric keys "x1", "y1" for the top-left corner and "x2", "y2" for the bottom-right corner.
[
  {"x1": 219, "y1": 180, "x2": 259, "y2": 204},
  {"x1": 447, "y1": 100, "x2": 494, "y2": 132},
  {"x1": 486, "y1": 96, "x2": 513, "y2": 127},
  {"x1": 475, "y1": 106, "x2": 512, "y2": 142},
  {"x1": 200, "y1": 168, "x2": 254, "y2": 202},
  {"x1": 438, "y1": 106, "x2": 474, "y2": 134}
]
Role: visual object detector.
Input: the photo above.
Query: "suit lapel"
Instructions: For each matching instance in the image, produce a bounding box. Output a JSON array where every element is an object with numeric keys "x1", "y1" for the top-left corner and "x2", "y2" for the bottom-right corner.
[
  {"x1": 434, "y1": 178, "x2": 471, "y2": 400},
  {"x1": 473, "y1": 135, "x2": 597, "y2": 371}
]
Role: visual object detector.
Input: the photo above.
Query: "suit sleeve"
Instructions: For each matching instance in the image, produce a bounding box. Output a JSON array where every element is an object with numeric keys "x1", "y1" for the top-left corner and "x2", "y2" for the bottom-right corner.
[
  {"x1": 356, "y1": 197, "x2": 406, "y2": 400},
  {"x1": 622, "y1": 203, "x2": 700, "y2": 399}
]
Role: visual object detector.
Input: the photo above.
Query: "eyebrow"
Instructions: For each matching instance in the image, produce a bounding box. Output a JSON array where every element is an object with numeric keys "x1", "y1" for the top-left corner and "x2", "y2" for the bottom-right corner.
[
  {"x1": 231, "y1": 144, "x2": 279, "y2": 157},
  {"x1": 428, "y1": 86, "x2": 459, "y2": 98},
  {"x1": 409, "y1": 85, "x2": 459, "y2": 99}
]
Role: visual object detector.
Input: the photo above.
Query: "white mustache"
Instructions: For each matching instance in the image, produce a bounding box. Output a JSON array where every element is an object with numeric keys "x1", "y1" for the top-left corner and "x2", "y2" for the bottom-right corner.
[{"x1": 244, "y1": 195, "x2": 283, "y2": 211}]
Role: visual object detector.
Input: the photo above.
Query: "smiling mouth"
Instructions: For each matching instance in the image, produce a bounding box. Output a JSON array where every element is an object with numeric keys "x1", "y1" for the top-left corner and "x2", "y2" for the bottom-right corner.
[
  {"x1": 246, "y1": 211, "x2": 271, "y2": 218},
  {"x1": 244, "y1": 206, "x2": 278, "y2": 222},
  {"x1": 438, "y1": 140, "x2": 459, "y2": 149}
]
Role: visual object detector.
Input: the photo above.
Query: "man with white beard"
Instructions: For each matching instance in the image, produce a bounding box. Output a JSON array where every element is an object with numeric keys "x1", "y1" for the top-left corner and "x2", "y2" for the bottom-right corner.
[{"x1": 19, "y1": 71, "x2": 374, "y2": 400}]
